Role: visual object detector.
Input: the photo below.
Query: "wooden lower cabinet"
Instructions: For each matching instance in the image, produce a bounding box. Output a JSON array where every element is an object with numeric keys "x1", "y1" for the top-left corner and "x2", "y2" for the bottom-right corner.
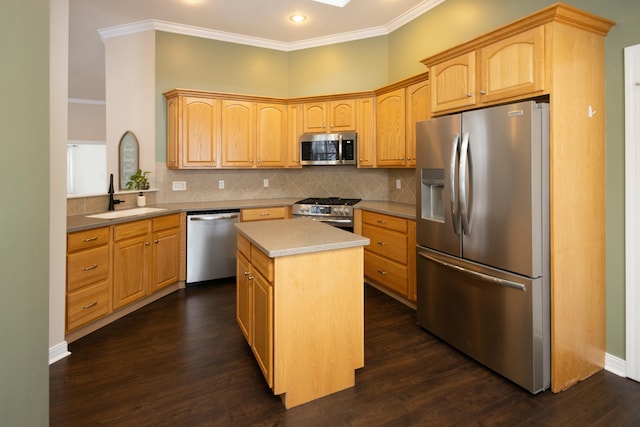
[
  {"x1": 67, "y1": 214, "x2": 180, "y2": 334},
  {"x1": 240, "y1": 206, "x2": 289, "y2": 222},
  {"x1": 66, "y1": 226, "x2": 112, "y2": 331},
  {"x1": 236, "y1": 233, "x2": 364, "y2": 409},
  {"x1": 359, "y1": 210, "x2": 416, "y2": 302}
]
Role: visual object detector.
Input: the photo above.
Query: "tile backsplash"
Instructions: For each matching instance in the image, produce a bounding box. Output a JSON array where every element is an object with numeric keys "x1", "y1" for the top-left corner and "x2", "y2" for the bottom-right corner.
[{"x1": 67, "y1": 164, "x2": 416, "y2": 214}]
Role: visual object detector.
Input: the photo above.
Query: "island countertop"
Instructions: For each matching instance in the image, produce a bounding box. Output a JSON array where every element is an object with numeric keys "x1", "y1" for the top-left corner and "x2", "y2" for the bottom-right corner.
[{"x1": 234, "y1": 217, "x2": 370, "y2": 258}]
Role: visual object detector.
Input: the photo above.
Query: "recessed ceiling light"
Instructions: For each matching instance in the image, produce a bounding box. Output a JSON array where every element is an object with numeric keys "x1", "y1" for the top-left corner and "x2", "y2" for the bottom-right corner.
[
  {"x1": 312, "y1": 0, "x2": 351, "y2": 7},
  {"x1": 289, "y1": 14, "x2": 307, "y2": 23}
]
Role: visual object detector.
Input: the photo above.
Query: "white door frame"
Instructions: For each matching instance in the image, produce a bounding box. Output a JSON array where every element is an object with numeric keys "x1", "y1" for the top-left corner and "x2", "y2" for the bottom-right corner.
[{"x1": 624, "y1": 43, "x2": 640, "y2": 382}]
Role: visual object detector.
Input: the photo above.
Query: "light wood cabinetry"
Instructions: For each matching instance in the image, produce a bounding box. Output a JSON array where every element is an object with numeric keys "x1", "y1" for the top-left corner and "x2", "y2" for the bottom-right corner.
[
  {"x1": 405, "y1": 80, "x2": 430, "y2": 168},
  {"x1": 235, "y1": 231, "x2": 364, "y2": 409},
  {"x1": 236, "y1": 234, "x2": 275, "y2": 386},
  {"x1": 240, "y1": 206, "x2": 289, "y2": 222},
  {"x1": 355, "y1": 97, "x2": 375, "y2": 167},
  {"x1": 221, "y1": 99, "x2": 255, "y2": 168},
  {"x1": 360, "y1": 211, "x2": 416, "y2": 302},
  {"x1": 66, "y1": 227, "x2": 112, "y2": 331},
  {"x1": 303, "y1": 99, "x2": 356, "y2": 133},
  {"x1": 428, "y1": 27, "x2": 544, "y2": 114},
  {"x1": 256, "y1": 103, "x2": 287, "y2": 168},
  {"x1": 286, "y1": 104, "x2": 303, "y2": 167},
  {"x1": 375, "y1": 88, "x2": 406, "y2": 167},
  {"x1": 166, "y1": 95, "x2": 220, "y2": 169},
  {"x1": 112, "y1": 214, "x2": 180, "y2": 310},
  {"x1": 421, "y1": 3, "x2": 614, "y2": 393}
]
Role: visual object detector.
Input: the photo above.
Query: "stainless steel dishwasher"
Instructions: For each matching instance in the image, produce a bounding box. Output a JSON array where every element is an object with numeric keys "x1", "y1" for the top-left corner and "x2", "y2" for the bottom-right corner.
[{"x1": 186, "y1": 210, "x2": 240, "y2": 285}]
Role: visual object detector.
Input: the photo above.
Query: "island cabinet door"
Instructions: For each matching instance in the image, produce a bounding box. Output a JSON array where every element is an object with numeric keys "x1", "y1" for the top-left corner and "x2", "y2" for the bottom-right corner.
[
  {"x1": 236, "y1": 251, "x2": 252, "y2": 342},
  {"x1": 252, "y1": 271, "x2": 273, "y2": 388}
]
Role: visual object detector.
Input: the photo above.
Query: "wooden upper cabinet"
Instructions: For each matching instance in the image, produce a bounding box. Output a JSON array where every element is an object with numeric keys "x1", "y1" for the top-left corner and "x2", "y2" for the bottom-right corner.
[
  {"x1": 168, "y1": 96, "x2": 220, "y2": 168},
  {"x1": 356, "y1": 97, "x2": 375, "y2": 167},
  {"x1": 221, "y1": 99, "x2": 256, "y2": 168},
  {"x1": 405, "y1": 80, "x2": 430, "y2": 167},
  {"x1": 479, "y1": 26, "x2": 545, "y2": 104},
  {"x1": 256, "y1": 103, "x2": 287, "y2": 168},
  {"x1": 376, "y1": 88, "x2": 406, "y2": 167},
  {"x1": 428, "y1": 26, "x2": 545, "y2": 115},
  {"x1": 430, "y1": 52, "x2": 476, "y2": 114},
  {"x1": 286, "y1": 104, "x2": 303, "y2": 168},
  {"x1": 303, "y1": 100, "x2": 356, "y2": 133}
]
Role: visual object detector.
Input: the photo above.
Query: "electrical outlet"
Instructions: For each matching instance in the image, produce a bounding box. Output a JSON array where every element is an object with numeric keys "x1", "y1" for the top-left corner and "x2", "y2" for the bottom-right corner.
[
  {"x1": 172, "y1": 181, "x2": 187, "y2": 191},
  {"x1": 396, "y1": 179, "x2": 402, "y2": 189},
  {"x1": 218, "y1": 180, "x2": 224, "y2": 189},
  {"x1": 263, "y1": 178, "x2": 269, "y2": 188}
]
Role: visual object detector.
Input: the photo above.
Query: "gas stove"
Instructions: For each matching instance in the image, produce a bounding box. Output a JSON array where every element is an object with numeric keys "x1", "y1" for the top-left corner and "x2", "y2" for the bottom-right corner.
[{"x1": 292, "y1": 197, "x2": 361, "y2": 231}]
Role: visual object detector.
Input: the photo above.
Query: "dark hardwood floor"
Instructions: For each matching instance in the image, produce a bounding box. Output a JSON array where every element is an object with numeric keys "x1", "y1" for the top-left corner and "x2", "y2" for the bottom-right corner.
[{"x1": 50, "y1": 280, "x2": 640, "y2": 426}]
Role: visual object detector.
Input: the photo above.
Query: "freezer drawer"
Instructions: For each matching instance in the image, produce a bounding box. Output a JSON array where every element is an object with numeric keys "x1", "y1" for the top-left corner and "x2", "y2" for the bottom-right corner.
[{"x1": 416, "y1": 247, "x2": 549, "y2": 393}]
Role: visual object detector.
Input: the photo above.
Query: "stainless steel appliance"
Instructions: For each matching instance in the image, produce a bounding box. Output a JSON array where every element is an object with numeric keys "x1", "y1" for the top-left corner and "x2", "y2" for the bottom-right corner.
[
  {"x1": 186, "y1": 210, "x2": 240, "y2": 285},
  {"x1": 300, "y1": 132, "x2": 357, "y2": 165},
  {"x1": 415, "y1": 100, "x2": 550, "y2": 394},
  {"x1": 292, "y1": 197, "x2": 361, "y2": 231}
]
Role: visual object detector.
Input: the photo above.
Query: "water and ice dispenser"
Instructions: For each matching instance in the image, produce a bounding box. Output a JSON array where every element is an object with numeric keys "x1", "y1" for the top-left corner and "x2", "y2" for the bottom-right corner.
[{"x1": 421, "y1": 168, "x2": 445, "y2": 222}]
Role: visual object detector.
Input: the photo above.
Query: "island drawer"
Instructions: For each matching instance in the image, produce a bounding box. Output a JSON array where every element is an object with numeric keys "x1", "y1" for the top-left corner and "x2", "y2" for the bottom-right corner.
[
  {"x1": 238, "y1": 234, "x2": 251, "y2": 259},
  {"x1": 251, "y1": 246, "x2": 274, "y2": 282}
]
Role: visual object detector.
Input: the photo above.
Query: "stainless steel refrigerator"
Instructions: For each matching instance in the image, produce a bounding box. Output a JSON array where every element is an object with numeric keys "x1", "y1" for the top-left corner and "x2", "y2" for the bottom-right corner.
[{"x1": 415, "y1": 100, "x2": 550, "y2": 394}]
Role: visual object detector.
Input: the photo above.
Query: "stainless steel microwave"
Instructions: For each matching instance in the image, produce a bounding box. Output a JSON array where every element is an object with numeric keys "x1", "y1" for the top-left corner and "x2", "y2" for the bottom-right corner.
[{"x1": 300, "y1": 132, "x2": 357, "y2": 166}]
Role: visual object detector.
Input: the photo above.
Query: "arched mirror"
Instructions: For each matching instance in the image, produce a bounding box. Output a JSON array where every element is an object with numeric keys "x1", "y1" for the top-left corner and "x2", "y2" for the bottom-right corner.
[{"x1": 119, "y1": 131, "x2": 139, "y2": 190}]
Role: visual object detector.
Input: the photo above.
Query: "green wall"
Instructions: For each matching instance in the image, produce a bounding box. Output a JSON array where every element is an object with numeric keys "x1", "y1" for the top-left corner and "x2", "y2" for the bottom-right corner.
[
  {"x1": 0, "y1": 1, "x2": 50, "y2": 425},
  {"x1": 153, "y1": 0, "x2": 639, "y2": 360}
]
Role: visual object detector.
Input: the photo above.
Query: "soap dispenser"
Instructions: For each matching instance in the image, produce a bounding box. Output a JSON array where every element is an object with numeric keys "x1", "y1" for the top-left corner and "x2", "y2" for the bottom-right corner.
[{"x1": 136, "y1": 192, "x2": 146, "y2": 207}]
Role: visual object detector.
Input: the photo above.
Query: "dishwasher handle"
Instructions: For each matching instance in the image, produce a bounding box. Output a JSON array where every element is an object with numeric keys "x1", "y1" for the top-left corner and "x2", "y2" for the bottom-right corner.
[{"x1": 189, "y1": 213, "x2": 239, "y2": 221}]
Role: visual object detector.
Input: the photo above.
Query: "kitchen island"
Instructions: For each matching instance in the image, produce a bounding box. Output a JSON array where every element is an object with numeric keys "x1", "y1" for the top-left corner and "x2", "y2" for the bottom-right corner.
[{"x1": 234, "y1": 218, "x2": 369, "y2": 409}]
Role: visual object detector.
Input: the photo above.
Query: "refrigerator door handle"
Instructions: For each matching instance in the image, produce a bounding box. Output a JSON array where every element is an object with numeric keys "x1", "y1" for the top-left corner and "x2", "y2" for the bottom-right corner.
[
  {"x1": 418, "y1": 251, "x2": 527, "y2": 291},
  {"x1": 459, "y1": 132, "x2": 471, "y2": 235},
  {"x1": 450, "y1": 134, "x2": 461, "y2": 235}
]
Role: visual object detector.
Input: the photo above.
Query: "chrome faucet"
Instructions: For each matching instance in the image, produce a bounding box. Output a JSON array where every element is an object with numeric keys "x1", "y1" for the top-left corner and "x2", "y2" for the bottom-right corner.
[{"x1": 108, "y1": 174, "x2": 124, "y2": 211}]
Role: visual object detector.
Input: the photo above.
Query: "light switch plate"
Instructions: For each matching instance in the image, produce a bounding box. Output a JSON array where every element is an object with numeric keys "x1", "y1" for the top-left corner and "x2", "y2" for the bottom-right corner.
[
  {"x1": 218, "y1": 180, "x2": 224, "y2": 189},
  {"x1": 396, "y1": 179, "x2": 402, "y2": 189},
  {"x1": 263, "y1": 179, "x2": 269, "y2": 188}
]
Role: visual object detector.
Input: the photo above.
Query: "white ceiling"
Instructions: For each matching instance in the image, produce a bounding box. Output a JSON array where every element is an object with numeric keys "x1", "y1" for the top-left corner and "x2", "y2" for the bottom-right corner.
[{"x1": 68, "y1": 0, "x2": 445, "y2": 100}]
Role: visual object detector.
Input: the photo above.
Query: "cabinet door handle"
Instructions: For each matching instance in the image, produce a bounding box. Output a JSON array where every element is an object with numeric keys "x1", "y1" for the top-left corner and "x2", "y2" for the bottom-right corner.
[
  {"x1": 377, "y1": 241, "x2": 387, "y2": 246},
  {"x1": 377, "y1": 269, "x2": 388, "y2": 275},
  {"x1": 145, "y1": 242, "x2": 150, "y2": 246},
  {"x1": 82, "y1": 301, "x2": 98, "y2": 309},
  {"x1": 82, "y1": 264, "x2": 98, "y2": 271},
  {"x1": 83, "y1": 237, "x2": 98, "y2": 243},
  {"x1": 243, "y1": 271, "x2": 250, "y2": 276},
  {"x1": 480, "y1": 90, "x2": 487, "y2": 95},
  {"x1": 247, "y1": 275, "x2": 254, "y2": 281},
  {"x1": 466, "y1": 93, "x2": 473, "y2": 97},
  {"x1": 154, "y1": 240, "x2": 159, "y2": 244}
]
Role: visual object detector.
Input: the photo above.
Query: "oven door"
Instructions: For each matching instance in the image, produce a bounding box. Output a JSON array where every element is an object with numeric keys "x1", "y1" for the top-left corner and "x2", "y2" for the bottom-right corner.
[{"x1": 309, "y1": 216, "x2": 354, "y2": 232}]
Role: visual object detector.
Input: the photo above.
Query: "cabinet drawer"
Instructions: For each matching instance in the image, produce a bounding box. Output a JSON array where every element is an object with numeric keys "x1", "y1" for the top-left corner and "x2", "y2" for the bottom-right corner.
[
  {"x1": 362, "y1": 211, "x2": 407, "y2": 233},
  {"x1": 241, "y1": 207, "x2": 287, "y2": 222},
  {"x1": 364, "y1": 251, "x2": 408, "y2": 296},
  {"x1": 114, "y1": 219, "x2": 149, "y2": 241},
  {"x1": 238, "y1": 234, "x2": 251, "y2": 259},
  {"x1": 152, "y1": 213, "x2": 180, "y2": 231},
  {"x1": 362, "y1": 223, "x2": 408, "y2": 264},
  {"x1": 67, "y1": 280, "x2": 110, "y2": 331},
  {"x1": 251, "y1": 246, "x2": 274, "y2": 283},
  {"x1": 67, "y1": 245, "x2": 110, "y2": 292},
  {"x1": 68, "y1": 227, "x2": 110, "y2": 252}
]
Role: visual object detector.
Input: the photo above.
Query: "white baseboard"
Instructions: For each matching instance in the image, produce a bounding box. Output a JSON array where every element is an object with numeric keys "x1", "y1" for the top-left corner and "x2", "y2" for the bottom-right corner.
[
  {"x1": 605, "y1": 352, "x2": 627, "y2": 378},
  {"x1": 49, "y1": 341, "x2": 71, "y2": 365}
]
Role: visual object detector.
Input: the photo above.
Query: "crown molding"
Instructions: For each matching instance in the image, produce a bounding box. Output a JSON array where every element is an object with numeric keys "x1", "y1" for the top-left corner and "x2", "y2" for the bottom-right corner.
[{"x1": 98, "y1": 0, "x2": 446, "y2": 52}]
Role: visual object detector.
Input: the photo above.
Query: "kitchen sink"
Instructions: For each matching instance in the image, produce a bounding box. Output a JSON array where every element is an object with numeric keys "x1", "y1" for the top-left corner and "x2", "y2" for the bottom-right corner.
[{"x1": 86, "y1": 207, "x2": 167, "y2": 219}]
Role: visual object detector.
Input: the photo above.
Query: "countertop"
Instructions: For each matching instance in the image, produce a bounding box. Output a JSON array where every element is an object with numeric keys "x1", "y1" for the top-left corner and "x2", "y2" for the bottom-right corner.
[
  {"x1": 67, "y1": 198, "x2": 415, "y2": 232},
  {"x1": 235, "y1": 217, "x2": 370, "y2": 258}
]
